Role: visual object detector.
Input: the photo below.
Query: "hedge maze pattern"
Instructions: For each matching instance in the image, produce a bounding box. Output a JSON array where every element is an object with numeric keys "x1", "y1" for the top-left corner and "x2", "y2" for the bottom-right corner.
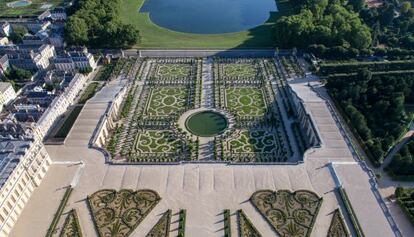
[
  {"x1": 225, "y1": 87, "x2": 267, "y2": 117},
  {"x1": 214, "y1": 58, "x2": 292, "y2": 162},
  {"x1": 59, "y1": 209, "x2": 82, "y2": 237},
  {"x1": 87, "y1": 189, "x2": 160, "y2": 237},
  {"x1": 222, "y1": 63, "x2": 259, "y2": 79},
  {"x1": 134, "y1": 131, "x2": 182, "y2": 153},
  {"x1": 228, "y1": 130, "x2": 279, "y2": 153},
  {"x1": 108, "y1": 57, "x2": 307, "y2": 163},
  {"x1": 145, "y1": 210, "x2": 171, "y2": 237},
  {"x1": 250, "y1": 190, "x2": 322, "y2": 237},
  {"x1": 110, "y1": 58, "x2": 201, "y2": 162},
  {"x1": 153, "y1": 63, "x2": 192, "y2": 80},
  {"x1": 145, "y1": 87, "x2": 188, "y2": 117},
  {"x1": 327, "y1": 209, "x2": 349, "y2": 237},
  {"x1": 238, "y1": 209, "x2": 262, "y2": 237}
]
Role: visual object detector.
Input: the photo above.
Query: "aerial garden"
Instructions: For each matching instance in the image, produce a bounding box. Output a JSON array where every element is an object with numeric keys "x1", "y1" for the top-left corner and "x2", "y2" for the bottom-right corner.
[
  {"x1": 107, "y1": 58, "x2": 202, "y2": 162},
  {"x1": 213, "y1": 58, "x2": 295, "y2": 162}
]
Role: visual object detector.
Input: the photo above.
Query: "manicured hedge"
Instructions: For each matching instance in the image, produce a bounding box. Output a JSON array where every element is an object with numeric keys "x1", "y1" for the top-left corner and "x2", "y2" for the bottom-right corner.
[
  {"x1": 320, "y1": 60, "x2": 414, "y2": 74},
  {"x1": 45, "y1": 186, "x2": 73, "y2": 237},
  {"x1": 178, "y1": 209, "x2": 186, "y2": 237},
  {"x1": 337, "y1": 187, "x2": 364, "y2": 237},
  {"x1": 223, "y1": 209, "x2": 231, "y2": 237}
]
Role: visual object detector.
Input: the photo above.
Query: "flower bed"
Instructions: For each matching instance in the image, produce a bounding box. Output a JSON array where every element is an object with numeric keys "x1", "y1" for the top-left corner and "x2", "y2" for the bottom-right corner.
[
  {"x1": 59, "y1": 209, "x2": 83, "y2": 237},
  {"x1": 250, "y1": 190, "x2": 322, "y2": 237},
  {"x1": 145, "y1": 209, "x2": 171, "y2": 237},
  {"x1": 327, "y1": 209, "x2": 349, "y2": 237},
  {"x1": 87, "y1": 189, "x2": 161, "y2": 237},
  {"x1": 237, "y1": 209, "x2": 261, "y2": 237}
]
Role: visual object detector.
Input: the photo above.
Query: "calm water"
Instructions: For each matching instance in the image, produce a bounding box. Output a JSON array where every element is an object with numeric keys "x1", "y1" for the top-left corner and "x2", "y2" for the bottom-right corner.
[
  {"x1": 8, "y1": 0, "x2": 31, "y2": 7},
  {"x1": 140, "y1": 0, "x2": 277, "y2": 34}
]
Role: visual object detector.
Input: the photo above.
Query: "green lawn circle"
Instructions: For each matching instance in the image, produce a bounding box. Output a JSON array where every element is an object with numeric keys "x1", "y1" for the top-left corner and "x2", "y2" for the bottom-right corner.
[{"x1": 185, "y1": 111, "x2": 228, "y2": 137}]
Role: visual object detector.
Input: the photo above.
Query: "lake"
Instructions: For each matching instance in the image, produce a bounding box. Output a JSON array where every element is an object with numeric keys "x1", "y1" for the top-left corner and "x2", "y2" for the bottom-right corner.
[{"x1": 140, "y1": 0, "x2": 277, "y2": 34}]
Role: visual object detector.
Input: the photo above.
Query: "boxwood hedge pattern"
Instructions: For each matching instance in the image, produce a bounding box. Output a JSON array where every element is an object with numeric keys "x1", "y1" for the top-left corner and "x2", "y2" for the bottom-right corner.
[
  {"x1": 327, "y1": 209, "x2": 349, "y2": 237},
  {"x1": 238, "y1": 209, "x2": 262, "y2": 237},
  {"x1": 250, "y1": 190, "x2": 322, "y2": 237},
  {"x1": 145, "y1": 209, "x2": 171, "y2": 237},
  {"x1": 87, "y1": 189, "x2": 160, "y2": 237},
  {"x1": 59, "y1": 209, "x2": 83, "y2": 237}
]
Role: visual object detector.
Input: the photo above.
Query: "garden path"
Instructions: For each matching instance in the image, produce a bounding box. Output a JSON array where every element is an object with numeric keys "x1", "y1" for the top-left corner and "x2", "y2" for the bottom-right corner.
[{"x1": 198, "y1": 58, "x2": 215, "y2": 160}]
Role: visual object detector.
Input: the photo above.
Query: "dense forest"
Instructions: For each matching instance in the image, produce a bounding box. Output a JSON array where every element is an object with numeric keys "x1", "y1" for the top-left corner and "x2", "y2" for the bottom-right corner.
[
  {"x1": 387, "y1": 139, "x2": 414, "y2": 177},
  {"x1": 326, "y1": 68, "x2": 414, "y2": 166},
  {"x1": 275, "y1": 0, "x2": 414, "y2": 58},
  {"x1": 64, "y1": 0, "x2": 139, "y2": 48}
]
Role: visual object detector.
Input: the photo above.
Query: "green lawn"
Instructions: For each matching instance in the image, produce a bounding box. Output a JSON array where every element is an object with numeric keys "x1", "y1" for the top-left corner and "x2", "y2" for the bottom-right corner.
[
  {"x1": 0, "y1": 0, "x2": 63, "y2": 17},
  {"x1": 225, "y1": 87, "x2": 267, "y2": 117},
  {"x1": 54, "y1": 105, "x2": 83, "y2": 138},
  {"x1": 118, "y1": 0, "x2": 293, "y2": 49},
  {"x1": 78, "y1": 82, "x2": 99, "y2": 104}
]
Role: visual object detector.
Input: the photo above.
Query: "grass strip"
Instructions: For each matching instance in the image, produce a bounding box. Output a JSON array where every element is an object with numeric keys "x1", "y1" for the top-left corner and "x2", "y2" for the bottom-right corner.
[
  {"x1": 45, "y1": 186, "x2": 73, "y2": 237},
  {"x1": 337, "y1": 187, "x2": 365, "y2": 237}
]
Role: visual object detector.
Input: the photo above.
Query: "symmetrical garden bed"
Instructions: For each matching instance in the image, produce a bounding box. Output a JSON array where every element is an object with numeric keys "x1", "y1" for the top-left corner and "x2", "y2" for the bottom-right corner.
[
  {"x1": 238, "y1": 209, "x2": 262, "y2": 237},
  {"x1": 108, "y1": 58, "x2": 202, "y2": 162},
  {"x1": 250, "y1": 189, "x2": 322, "y2": 237},
  {"x1": 87, "y1": 189, "x2": 161, "y2": 237},
  {"x1": 59, "y1": 209, "x2": 83, "y2": 237},
  {"x1": 327, "y1": 209, "x2": 349, "y2": 237},
  {"x1": 145, "y1": 210, "x2": 171, "y2": 237},
  {"x1": 106, "y1": 56, "x2": 307, "y2": 163},
  {"x1": 213, "y1": 58, "x2": 294, "y2": 162}
]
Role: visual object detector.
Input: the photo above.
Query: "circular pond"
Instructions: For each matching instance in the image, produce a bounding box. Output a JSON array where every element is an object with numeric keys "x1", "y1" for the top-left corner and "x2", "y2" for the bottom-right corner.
[
  {"x1": 185, "y1": 111, "x2": 228, "y2": 137},
  {"x1": 139, "y1": 0, "x2": 277, "y2": 34}
]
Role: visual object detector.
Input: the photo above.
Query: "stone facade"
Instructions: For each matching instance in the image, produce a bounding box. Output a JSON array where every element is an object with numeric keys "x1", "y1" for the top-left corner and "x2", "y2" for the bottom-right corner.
[
  {"x1": 0, "y1": 83, "x2": 16, "y2": 111},
  {"x1": 0, "y1": 123, "x2": 51, "y2": 236}
]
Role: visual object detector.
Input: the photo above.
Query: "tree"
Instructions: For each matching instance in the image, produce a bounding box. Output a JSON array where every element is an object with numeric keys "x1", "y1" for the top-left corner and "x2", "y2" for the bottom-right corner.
[
  {"x1": 273, "y1": 1, "x2": 371, "y2": 52},
  {"x1": 9, "y1": 25, "x2": 27, "y2": 43},
  {"x1": 349, "y1": 0, "x2": 365, "y2": 12},
  {"x1": 117, "y1": 24, "x2": 140, "y2": 47},
  {"x1": 65, "y1": 0, "x2": 140, "y2": 48},
  {"x1": 401, "y1": 2, "x2": 412, "y2": 14},
  {"x1": 5, "y1": 67, "x2": 32, "y2": 81},
  {"x1": 380, "y1": 4, "x2": 395, "y2": 26},
  {"x1": 64, "y1": 16, "x2": 89, "y2": 45}
]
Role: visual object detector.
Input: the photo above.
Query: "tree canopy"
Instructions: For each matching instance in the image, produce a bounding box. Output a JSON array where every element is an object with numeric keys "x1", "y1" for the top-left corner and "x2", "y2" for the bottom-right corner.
[
  {"x1": 326, "y1": 68, "x2": 414, "y2": 166},
  {"x1": 274, "y1": 0, "x2": 372, "y2": 51},
  {"x1": 64, "y1": 0, "x2": 140, "y2": 48}
]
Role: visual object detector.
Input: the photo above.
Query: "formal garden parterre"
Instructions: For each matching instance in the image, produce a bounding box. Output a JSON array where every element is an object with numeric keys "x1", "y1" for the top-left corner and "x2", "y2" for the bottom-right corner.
[
  {"x1": 107, "y1": 58, "x2": 202, "y2": 162},
  {"x1": 87, "y1": 189, "x2": 161, "y2": 237},
  {"x1": 250, "y1": 189, "x2": 323, "y2": 237},
  {"x1": 105, "y1": 57, "x2": 309, "y2": 163},
  {"x1": 213, "y1": 58, "x2": 296, "y2": 162}
]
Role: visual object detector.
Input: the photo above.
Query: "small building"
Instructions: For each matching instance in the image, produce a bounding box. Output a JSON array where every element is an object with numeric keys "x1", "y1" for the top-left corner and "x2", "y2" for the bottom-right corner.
[
  {"x1": 22, "y1": 34, "x2": 48, "y2": 46},
  {"x1": 3, "y1": 44, "x2": 56, "y2": 70},
  {"x1": 26, "y1": 21, "x2": 51, "y2": 34},
  {"x1": 0, "y1": 83, "x2": 16, "y2": 111},
  {"x1": 0, "y1": 23, "x2": 11, "y2": 37},
  {"x1": 0, "y1": 38, "x2": 8, "y2": 46},
  {"x1": 50, "y1": 8, "x2": 67, "y2": 21},
  {"x1": 0, "y1": 55, "x2": 9, "y2": 75},
  {"x1": 53, "y1": 47, "x2": 97, "y2": 71}
]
